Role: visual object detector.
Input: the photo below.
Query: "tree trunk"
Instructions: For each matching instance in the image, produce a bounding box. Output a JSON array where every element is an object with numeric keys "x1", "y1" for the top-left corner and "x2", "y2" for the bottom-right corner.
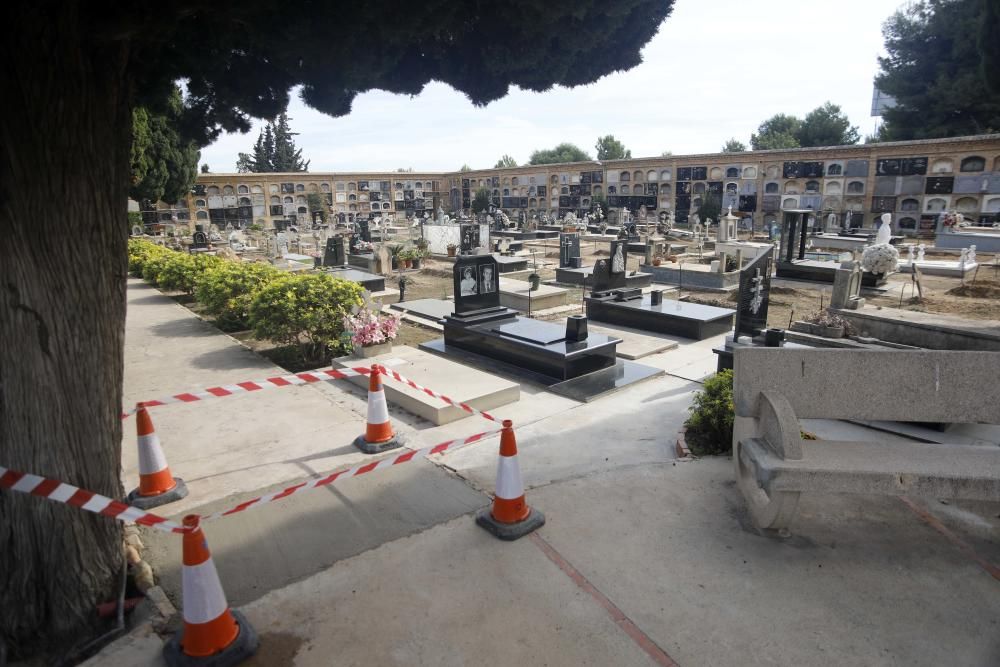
[{"x1": 1, "y1": 5, "x2": 131, "y2": 658}]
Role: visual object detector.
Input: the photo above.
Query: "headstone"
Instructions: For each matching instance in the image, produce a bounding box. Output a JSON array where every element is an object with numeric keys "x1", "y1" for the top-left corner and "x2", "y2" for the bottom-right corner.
[
  {"x1": 559, "y1": 232, "x2": 581, "y2": 268},
  {"x1": 453, "y1": 255, "x2": 500, "y2": 314},
  {"x1": 376, "y1": 245, "x2": 391, "y2": 274},
  {"x1": 460, "y1": 223, "x2": 480, "y2": 254},
  {"x1": 912, "y1": 264, "x2": 924, "y2": 299},
  {"x1": 593, "y1": 241, "x2": 627, "y2": 293},
  {"x1": 358, "y1": 219, "x2": 371, "y2": 243},
  {"x1": 275, "y1": 232, "x2": 289, "y2": 258},
  {"x1": 719, "y1": 209, "x2": 737, "y2": 243},
  {"x1": 322, "y1": 236, "x2": 346, "y2": 267},
  {"x1": 191, "y1": 231, "x2": 208, "y2": 250},
  {"x1": 733, "y1": 247, "x2": 773, "y2": 339}
]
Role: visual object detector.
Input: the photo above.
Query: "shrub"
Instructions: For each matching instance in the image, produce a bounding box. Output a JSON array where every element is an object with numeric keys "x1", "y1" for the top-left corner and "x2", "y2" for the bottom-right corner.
[
  {"x1": 155, "y1": 253, "x2": 222, "y2": 295},
  {"x1": 141, "y1": 250, "x2": 174, "y2": 285},
  {"x1": 128, "y1": 238, "x2": 170, "y2": 277},
  {"x1": 194, "y1": 261, "x2": 281, "y2": 330},
  {"x1": 248, "y1": 273, "x2": 365, "y2": 365},
  {"x1": 684, "y1": 369, "x2": 734, "y2": 456},
  {"x1": 803, "y1": 308, "x2": 855, "y2": 335}
]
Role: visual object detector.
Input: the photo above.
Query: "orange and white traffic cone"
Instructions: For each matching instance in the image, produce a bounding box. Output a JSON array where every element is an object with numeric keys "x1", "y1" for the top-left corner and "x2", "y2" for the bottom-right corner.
[
  {"x1": 126, "y1": 406, "x2": 188, "y2": 509},
  {"x1": 353, "y1": 365, "x2": 404, "y2": 454},
  {"x1": 476, "y1": 420, "x2": 545, "y2": 540},
  {"x1": 163, "y1": 515, "x2": 258, "y2": 666}
]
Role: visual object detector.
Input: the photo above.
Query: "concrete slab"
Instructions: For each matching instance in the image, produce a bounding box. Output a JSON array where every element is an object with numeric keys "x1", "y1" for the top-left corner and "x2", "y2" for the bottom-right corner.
[
  {"x1": 530, "y1": 458, "x2": 1000, "y2": 667},
  {"x1": 331, "y1": 345, "x2": 520, "y2": 425},
  {"x1": 499, "y1": 277, "x2": 570, "y2": 311},
  {"x1": 122, "y1": 280, "x2": 374, "y2": 515},
  {"x1": 388, "y1": 297, "x2": 453, "y2": 322},
  {"x1": 582, "y1": 323, "x2": 679, "y2": 360},
  {"x1": 141, "y1": 458, "x2": 490, "y2": 609}
]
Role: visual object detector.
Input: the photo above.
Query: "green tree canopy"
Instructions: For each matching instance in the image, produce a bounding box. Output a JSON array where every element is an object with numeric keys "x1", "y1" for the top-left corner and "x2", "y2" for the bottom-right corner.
[
  {"x1": 798, "y1": 102, "x2": 860, "y2": 147},
  {"x1": 471, "y1": 187, "x2": 492, "y2": 213},
  {"x1": 721, "y1": 138, "x2": 747, "y2": 153},
  {"x1": 236, "y1": 113, "x2": 309, "y2": 172},
  {"x1": 129, "y1": 86, "x2": 200, "y2": 203},
  {"x1": 494, "y1": 154, "x2": 518, "y2": 168},
  {"x1": 595, "y1": 134, "x2": 631, "y2": 160},
  {"x1": 3, "y1": 0, "x2": 676, "y2": 656},
  {"x1": 750, "y1": 114, "x2": 802, "y2": 150},
  {"x1": 306, "y1": 192, "x2": 328, "y2": 223},
  {"x1": 200, "y1": 163, "x2": 210, "y2": 173},
  {"x1": 697, "y1": 191, "x2": 721, "y2": 223},
  {"x1": 980, "y1": 0, "x2": 1000, "y2": 93},
  {"x1": 459, "y1": 164, "x2": 473, "y2": 172},
  {"x1": 528, "y1": 143, "x2": 592, "y2": 165},
  {"x1": 876, "y1": 0, "x2": 1000, "y2": 139}
]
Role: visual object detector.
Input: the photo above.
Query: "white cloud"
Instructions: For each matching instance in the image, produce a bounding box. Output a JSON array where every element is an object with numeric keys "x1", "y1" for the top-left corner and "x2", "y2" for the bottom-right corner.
[{"x1": 198, "y1": 0, "x2": 905, "y2": 173}]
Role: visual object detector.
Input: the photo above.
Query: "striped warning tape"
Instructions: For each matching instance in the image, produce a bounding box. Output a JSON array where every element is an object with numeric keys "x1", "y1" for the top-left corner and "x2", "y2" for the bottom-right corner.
[
  {"x1": 200, "y1": 425, "x2": 504, "y2": 523},
  {"x1": 1, "y1": 426, "x2": 503, "y2": 534},
  {"x1": 0, "y1": 466, "x2": 186, "y2": 534},
  {"x1": 122, "y1": 364, "x2": 502, "y2": 424},
  {"x1": 378, "y1": 366, "x2": 500, "y2": 423},
  {"x1": 120, "y1": 366, "x2": 375, "y2": 419}
]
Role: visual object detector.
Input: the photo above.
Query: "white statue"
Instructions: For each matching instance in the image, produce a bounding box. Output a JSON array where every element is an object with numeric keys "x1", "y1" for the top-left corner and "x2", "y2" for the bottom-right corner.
[
  {"x1": 959, "y1": 248, "x2": 969, "y2": 267},
  {"x1": 436, "y1": 205, "x2": 445, "y2": 223},
  {"x1": 611, "y1": 243, "x2": 625, "y2": 273},
  {"x1": 876, "y1": 213, "x2": 892, "y2": 245},
  {"x1": 276, "y1": 231, "x2": 289, "y2": 258},
  {"x1": 917, "y1": 243, "x2": 926, "y2": 261},
  {"x1": 826, "y1": 213, "x2": 837, "y2": 230},
  {"x1": 907, "y1": 244, "x2": 915, "y2": 263},
  {"x1": 968, "y1": 244, "x2": 977, "y2": 264}
]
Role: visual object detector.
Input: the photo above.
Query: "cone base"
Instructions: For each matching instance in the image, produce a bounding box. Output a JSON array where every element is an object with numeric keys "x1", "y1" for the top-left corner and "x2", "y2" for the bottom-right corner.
[
  {"x1": 353, "y1": 433, "x2": 405, "y2": 454},
  {"x1": 476, "y1": 506, "x2": 545, "y2": 541},
  {"x1": 163, "y1": 609, "x2": 259, "y2": 667},
  {"x1": 127, "y1": 478, "x2": 189, "y2": 510}
]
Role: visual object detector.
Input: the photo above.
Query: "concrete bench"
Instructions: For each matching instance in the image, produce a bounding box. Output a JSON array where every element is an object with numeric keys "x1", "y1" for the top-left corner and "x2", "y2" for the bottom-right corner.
[{"x1": 732, "y1": 348, "x2": 1000, "y2": 532}]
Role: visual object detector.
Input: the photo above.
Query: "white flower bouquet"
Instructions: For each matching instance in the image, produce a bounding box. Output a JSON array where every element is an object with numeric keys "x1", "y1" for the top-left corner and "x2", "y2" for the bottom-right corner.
[{"x1": 860, "y1": 243, "x2": 899, "y2": 275}]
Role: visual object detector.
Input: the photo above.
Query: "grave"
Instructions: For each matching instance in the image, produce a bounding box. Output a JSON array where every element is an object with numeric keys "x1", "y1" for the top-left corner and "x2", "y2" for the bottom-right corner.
[
  {"x1": 326, "y1": 267, "x2": 386, "y2": 293},
  {"x1": 190, "y1": 230, "x2": 209, "y2": 252},
  {"x1": 420, "y1": 255, "x2": 661, "y2": 400},
  {"x1": 322, "y1": 236, "x2": 347, "y2": 267},
  {"x1": 331, "y1": 345, "x2": 519, "y2": 425},
  {"x1": 555, "y1": 264, "x2": 653, "y2": 288},
  {"x1": 559, "y1": 232, "x2": 582, "y2": 269},
  {"x1": 585, "y1": 242, "x2": 735, "y2": 340},
  {"x1": 775, "y1": 210, "x2": 885, "y2": 287},
  {"x1": 499, "y1": 277, "x2": 570, "y2": 312},
  {"x1": 460, "y1": 223, "x2": 481, "y2": 255}
]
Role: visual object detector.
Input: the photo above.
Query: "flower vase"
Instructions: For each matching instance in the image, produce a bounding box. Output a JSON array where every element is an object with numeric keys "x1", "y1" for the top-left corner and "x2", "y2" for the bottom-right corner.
[{"x1": 354, "y1": 342, "x2": 391, "y2": 359}]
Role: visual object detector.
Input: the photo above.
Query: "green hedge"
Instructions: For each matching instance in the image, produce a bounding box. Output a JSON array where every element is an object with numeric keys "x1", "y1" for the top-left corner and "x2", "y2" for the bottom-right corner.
[
  {"x1": 194, "y1": 261, "x2": 281, "y2": 331},
  {"x1": 249, "y1": 273, "x2": 365, "y2": 365},
  {"x1": 684, "y1": 369, "x2": 734, "y2": 456}
]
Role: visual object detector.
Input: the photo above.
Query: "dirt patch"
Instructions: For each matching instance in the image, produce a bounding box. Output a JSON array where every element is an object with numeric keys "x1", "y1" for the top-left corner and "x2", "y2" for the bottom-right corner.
[
  {"x1": 243, "y1": 632, "x2": 306, "y2": 666},
  {"x1": 946, "y1": 280, "x2": 1000, "y2": 299}
]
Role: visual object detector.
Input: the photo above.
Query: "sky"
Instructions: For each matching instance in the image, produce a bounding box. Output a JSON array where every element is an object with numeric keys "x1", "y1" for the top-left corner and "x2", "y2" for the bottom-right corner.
[{"x1": 197, "y1": 0, "x2": 908, "y2": 173}]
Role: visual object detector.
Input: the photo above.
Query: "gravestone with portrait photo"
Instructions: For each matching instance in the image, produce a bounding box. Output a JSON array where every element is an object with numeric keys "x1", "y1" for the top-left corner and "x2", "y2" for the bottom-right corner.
[
  {"x1": 460, "y1": 223, "x2": 480, "y2": 254},
  {"x1": 452, "y1": 254, "x2": 502, "y2": 315}
]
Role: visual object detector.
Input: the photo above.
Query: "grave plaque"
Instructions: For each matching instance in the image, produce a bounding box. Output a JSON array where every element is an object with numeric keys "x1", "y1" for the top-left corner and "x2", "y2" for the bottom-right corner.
[
  {"x1": 592, "y1": 241, "x2": 627, "y2": 293},
  {"x1": 357, "y1": 219, "x2": 371, "y2": 242},
  {"x1": 191, "y1": 231, "x2": 209, "y2": 249},
  {"x1": 323, "y1": 236, "x2": 346, "y2": 267},
  {"x1": 460, "y1": 224, "x2": 480, "y2": 254},
  {"x1": 733, "y1": 247, "x2": 772, "y2": 339},
  {"x1": 453, "y1": 255, "x2": 500, "y2": 314},
  {"x1": 559, "y1": 232, "x2": 581, "y2": 268}
]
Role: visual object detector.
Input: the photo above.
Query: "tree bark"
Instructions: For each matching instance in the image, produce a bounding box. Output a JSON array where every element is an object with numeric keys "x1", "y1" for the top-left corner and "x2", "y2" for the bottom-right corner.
[{"x1": 1, "y1": 4, "x2": 131, "y2": 658}]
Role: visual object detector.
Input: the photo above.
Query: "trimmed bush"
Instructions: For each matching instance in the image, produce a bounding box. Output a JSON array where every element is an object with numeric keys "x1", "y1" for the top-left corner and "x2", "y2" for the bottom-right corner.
[
  {"x1": 684, "y1": 369, "x2": 734, "y2": 456},
  {"x1": 194, "y1": 261, "x2": 281, "y2": 330},
  {"x1": 128, "y1": 238, "x2": 171, "y2": 277},
  {"x1": 248, "y1": 273, "x2": 365, "y2": 365},
  {"x1": 153, "y1": 253, "x2": 223, "y2": 295}
]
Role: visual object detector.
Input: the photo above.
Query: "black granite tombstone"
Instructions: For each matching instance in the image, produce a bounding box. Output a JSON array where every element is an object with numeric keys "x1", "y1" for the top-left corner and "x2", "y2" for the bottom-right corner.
[
  {"x1": 323, "y1": 236, "x2": 346, "y2": 267},
  {"x1": 733, "y1": 247, "x2": 773, "y2": 339},
  {"x1": 191, "y1": 231, "x2": 209, "y2": 250},
  {"x1": 358, "y1": 220, "x2": 371, "y2": 242},
  {"x1": 559, "y1": 233, "x2": 581, "y2": 268},
  {"x1": 460, "y1": 224, "x2": 480, "y2": 254},
  {"x1": 453, "y1": 255, "x2": 500, "y2": 314}
]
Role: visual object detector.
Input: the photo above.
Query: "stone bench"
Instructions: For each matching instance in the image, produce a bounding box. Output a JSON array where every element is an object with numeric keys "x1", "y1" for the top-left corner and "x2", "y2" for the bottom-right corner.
[{"x1": 732, "y1": 348, "x2": 1000, "y2": 532}]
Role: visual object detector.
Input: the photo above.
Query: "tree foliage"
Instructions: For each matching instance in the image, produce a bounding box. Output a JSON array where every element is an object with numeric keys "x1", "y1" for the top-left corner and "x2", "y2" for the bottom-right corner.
[
  {"x1": 595, "y1": 134, "x2": 631, "y2": 160},
  {"x1": 798, "y1": 102, "x2": 860, "y2": 147},
  {"x1": 459, "y1": 164, "x2": 473, "y2": 172},
  {"x1": 529, "y1": 143, "x2": 592, "y2": 165},
  {"x1": 236, "y1": 113, "x2": 309, "y2": 172},
  {"x1": 129, "y1": 86, "x2": 200, "y2": 203},
  {"x1": 471, "y1": 187, "x2": 492, "y2": 213},
  {"x1": 684, "y1": 369, "x2": 734, "y2": 456},
  {"x1": 306, "y1": 192, "x2": 328, "y2": 223},
  {"x1": 750, "y1": 113, "x2": 802, "y2": 150},
  {"x1": 721, "y1": 138, "x2": 747, "y2": 153},
  {"x1": 697, "y1": 191, "x2": 721, "y2": 223},
  {"x1": 876, "y1": 0, "x2": 1000, "y2": 139},
  {"x1": 494, "y1": 154, "x2": 518, "y2": 168}
]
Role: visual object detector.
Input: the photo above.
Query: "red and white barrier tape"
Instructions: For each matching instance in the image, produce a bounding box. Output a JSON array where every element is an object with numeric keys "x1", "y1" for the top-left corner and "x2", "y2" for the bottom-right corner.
[
  {"x1": 0, "y1": 466, "x2": 185, "y2": 534},
  {"x1": 1, "y1": 426, "x2": 503, "y2": 534},
  {"x1": 122, "y1": 364, "x2": 502, "y2": 424},
  {"x1": 200, "y1": 425, "x2": 503, "y2": 523},
  {"x1": 120, "y1": 366, "x2": 374, "y2": 419},
  {"x1": 378, "y1": 367, "x2": 500, "y2": 423}
]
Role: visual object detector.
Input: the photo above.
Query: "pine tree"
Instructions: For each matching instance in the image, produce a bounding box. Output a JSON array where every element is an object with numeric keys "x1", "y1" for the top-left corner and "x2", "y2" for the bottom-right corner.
[{"x1": 271, "y1": 113, "x2": 310, "y2": 172}]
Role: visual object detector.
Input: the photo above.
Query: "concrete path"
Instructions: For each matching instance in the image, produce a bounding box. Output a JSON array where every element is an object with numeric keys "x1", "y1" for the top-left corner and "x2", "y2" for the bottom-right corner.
[{"x1": 91, "y1": 279, "x2": 999, "y2": 666}]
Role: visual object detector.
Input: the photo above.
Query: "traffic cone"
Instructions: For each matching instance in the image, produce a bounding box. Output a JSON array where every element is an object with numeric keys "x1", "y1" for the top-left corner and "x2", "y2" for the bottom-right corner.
[
  {"x1": 476, "y1": 420, "x2": 545, "y2": 540},
  {"x1": 126, "y1": 406, "x2": 188, "y2": 509},
  {"x1": 353, "y1": 365, "x2": 405, "y2": 454},
  {"x1": 163, "y1": 515, "x2": 258, "y2": 666}
]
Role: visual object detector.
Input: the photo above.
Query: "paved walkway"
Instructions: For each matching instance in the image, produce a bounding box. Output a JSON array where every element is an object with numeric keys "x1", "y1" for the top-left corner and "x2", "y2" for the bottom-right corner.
[{"x1": 90, "y1": 279, "x2": 1000, "y2": 666}]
